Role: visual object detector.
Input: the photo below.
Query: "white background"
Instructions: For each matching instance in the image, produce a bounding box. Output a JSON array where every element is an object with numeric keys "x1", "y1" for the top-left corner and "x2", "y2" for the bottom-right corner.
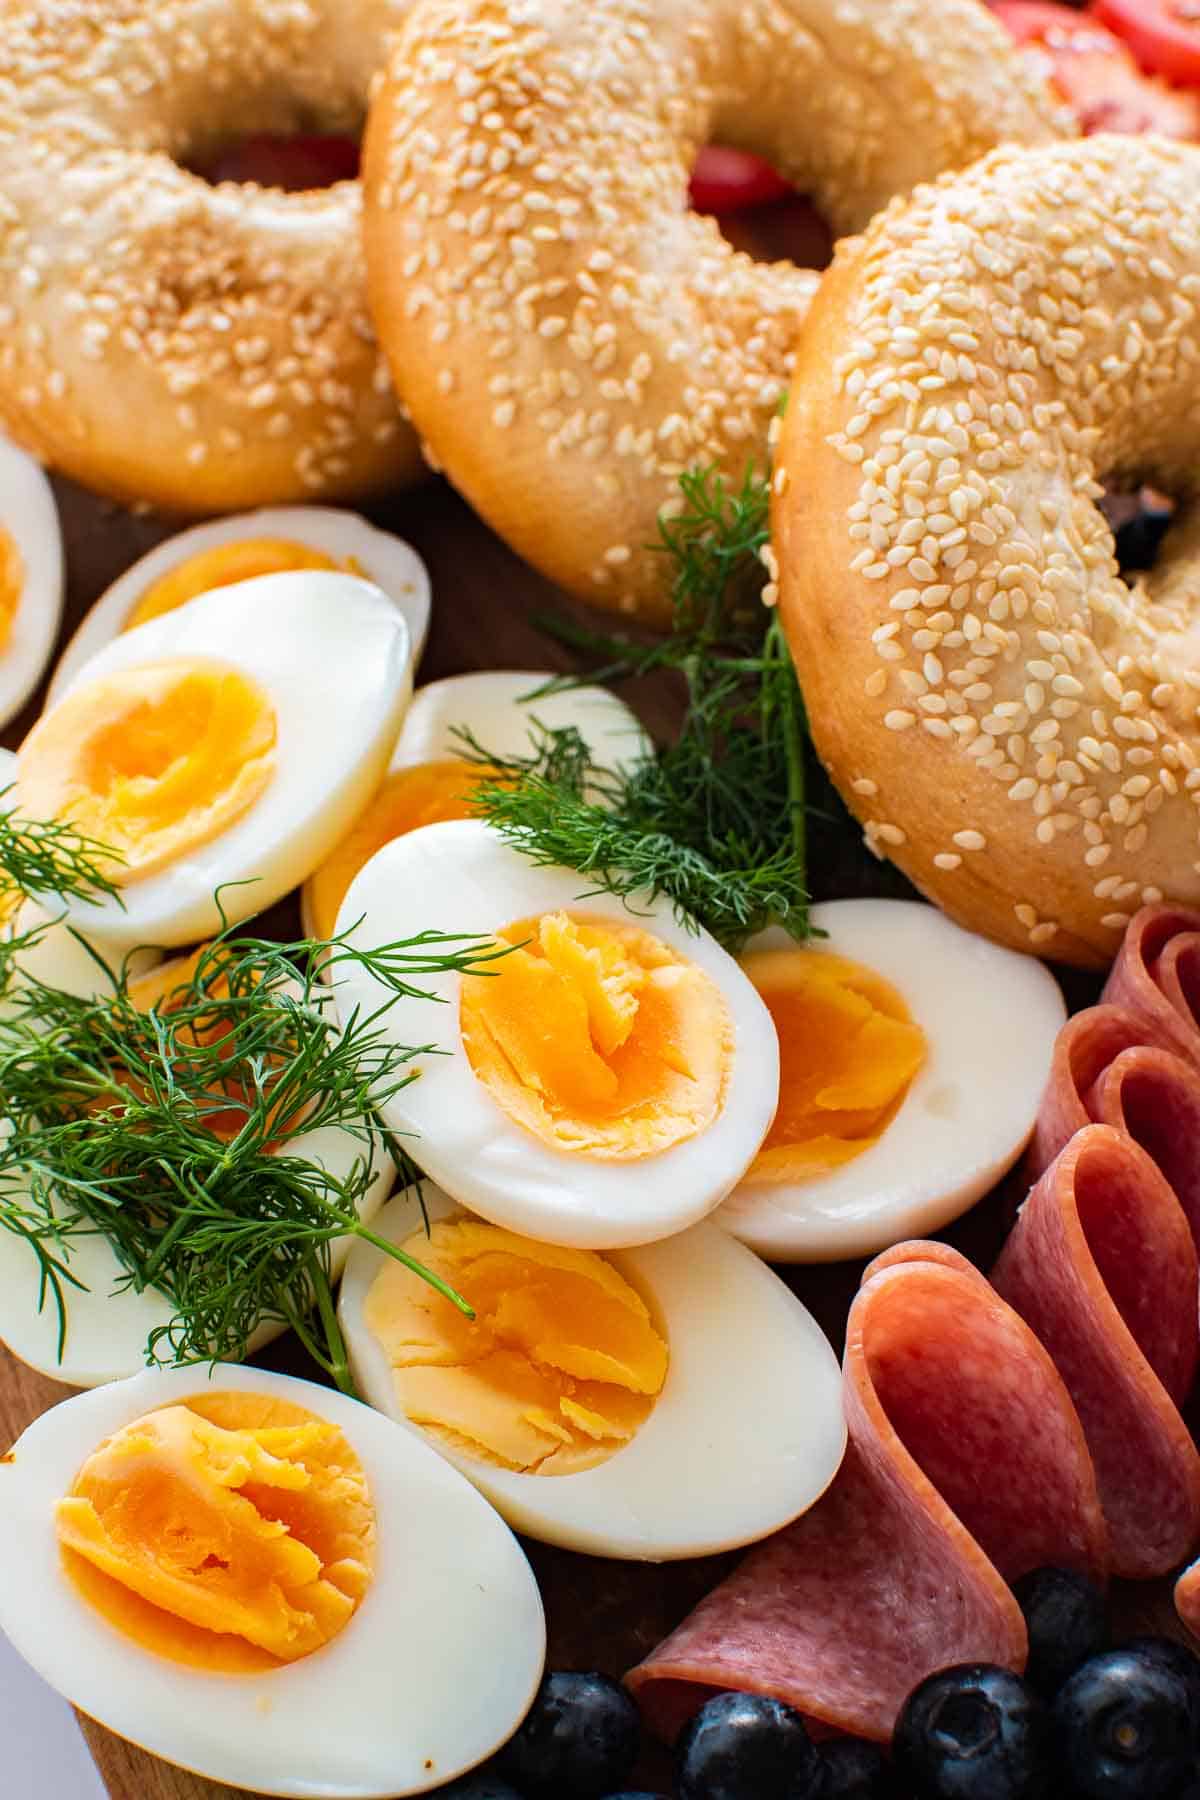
[{"x1": 0, "y1": 1628, "x2": 107, "y2": 1799}]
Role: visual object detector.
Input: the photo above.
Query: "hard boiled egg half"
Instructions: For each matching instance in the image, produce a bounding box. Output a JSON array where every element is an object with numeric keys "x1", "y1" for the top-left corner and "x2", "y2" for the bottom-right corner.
[
  {"x1": 47, "y1": 507, "x2": 430, "y2": 707},
  {"x1": 303, "y1": 670, "x2": 652, "y2": 942},
  {"x1": 15, "y1": 571, "x2": 413, "y2": 949},
  {"x1": 0, "y1": 1364, "x2": 544, "y2": 1797},
  {"x1": 0, "y1": 436, "x2": 63, "y2": 727},
  {"x1": 333, "y1": 819, "x2": 780, "y2": 1248},
  {"x1": 716, "y1": 899, "x2": 1067, "y2": 1260},
  {"x1": 339, "y1": 1181, "x2": 846, "y2": 1560}
]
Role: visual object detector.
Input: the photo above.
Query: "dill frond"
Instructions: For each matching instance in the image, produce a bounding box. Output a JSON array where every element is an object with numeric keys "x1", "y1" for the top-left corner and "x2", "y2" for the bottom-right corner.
[
  {"x1": 467, "y1": 463, "x2": 813, "y2": 948},
  {"x1": 0, "y1": 921, "x2": 508, "y2": 1393}
]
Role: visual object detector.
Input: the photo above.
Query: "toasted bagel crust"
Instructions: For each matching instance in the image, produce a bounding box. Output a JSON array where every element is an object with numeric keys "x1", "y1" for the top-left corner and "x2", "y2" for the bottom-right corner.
[
  {"x1": 777, "y1": 136, "x2": 1200, "y2": 969},
  {"x1": 363, "y1": 0, "x2": 1070, "y2": 625},
  {"x1": 0, "y1": 0, "x2": 424, "y2": 510}
]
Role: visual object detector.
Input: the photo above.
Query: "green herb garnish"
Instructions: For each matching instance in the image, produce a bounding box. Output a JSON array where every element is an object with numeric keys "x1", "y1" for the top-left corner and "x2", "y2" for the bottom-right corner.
[
  {"x1": 466, "y1": 463, "x2": 812, "y2": 948},
  {"x1": 0, "y1": 908, "x2": 508, "y2": 1394}
]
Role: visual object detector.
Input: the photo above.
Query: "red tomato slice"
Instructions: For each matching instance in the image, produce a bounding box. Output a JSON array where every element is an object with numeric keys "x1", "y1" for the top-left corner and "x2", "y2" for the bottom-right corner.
[
  {"x1": 1094, "y1": 0, "x2": 1200, "y2": 89},
  {"x1": 690, "y1": 147, "x2": 792, "y2": 215},
  {"x1": 203, "y1": 134, "x2": 361, "y2": 191},
  {"x1": 993, "y1": 1, "x2": 1200, "y2": 135}
]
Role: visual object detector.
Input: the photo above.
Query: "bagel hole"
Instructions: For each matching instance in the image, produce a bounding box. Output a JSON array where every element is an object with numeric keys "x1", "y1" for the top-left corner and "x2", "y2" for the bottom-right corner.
[
  {"x1": 1101, "y1": 483, "x2": 1176, "y2": 576},
  {"x1": 690, "y1": 148, "x2": 833, "y2": 270},
  {"x1": 187, "y1": 133, "x2": 361, "y2": 191}
]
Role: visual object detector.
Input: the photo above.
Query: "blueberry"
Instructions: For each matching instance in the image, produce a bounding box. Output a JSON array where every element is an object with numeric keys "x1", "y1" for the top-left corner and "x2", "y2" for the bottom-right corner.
[
  {"x1": 498, "y1": 1670, "x2": 641, "y2": 1797},
  {"x1": 1052, "y1": 1645, "x2": 1199, "y2": 1799},
  {"x1": 821, "y1": 1736, "x2": 899, "y2": 1797},
  {"x1": 892, "y1": 1664, "x2": 1050, "y2": 1799},
  {"x1": 675, "y1": 1691, "x2": 828, "y2": 1799},
  {"x1": 1114, "y1": 499, "x2": 1174, "y2": 574},
  {"x1": 1120, "y1": 1637, "x2": 1200, "y2": 1733},
  {"x1": 1011, "y1": 1567, "x2": 1108, "y2": 1696}
]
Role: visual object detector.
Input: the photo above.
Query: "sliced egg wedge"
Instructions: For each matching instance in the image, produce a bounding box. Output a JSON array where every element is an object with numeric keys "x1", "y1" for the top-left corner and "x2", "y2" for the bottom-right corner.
[
  {"x1": 302, "y1": 670, "x2": 652, "y2": 942},
  {"x1": 0, "y1": 436, "x2": 64, "y2": 728},
  {"x1": 0, "y1": 1365, "x2": 545, "y2": 1798},
  {"x1": 339, "y1": 1183, "x2": 847, "y2": 1560},
  {"x1": 17, "y1": 571, "x2": 413, "y2": 949},
  {"x1": 0, "y1": 961, "x2": 394, "y2": 1387},
  {"x1": 47, "y1": 507, "x2": 430, "y2": 707},
  {"x1": 332, "y1": 819, "x2": 780, "y2": 1249},
  {"x1": 716, "y1": 899, "x2": 1067, "y2": 1260}
]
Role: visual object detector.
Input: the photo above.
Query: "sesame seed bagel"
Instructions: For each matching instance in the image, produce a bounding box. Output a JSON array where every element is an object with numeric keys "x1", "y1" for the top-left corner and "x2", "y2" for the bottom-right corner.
[
  {"x1": 0, "y1": 0, "x2": 424, "y2": 511},
  {"x1": 361, "y1": 0, "x2": 1071, "y2": 625},
  {"x1": 775, "y1": 135, "x2": 1200, "y2": 970}
]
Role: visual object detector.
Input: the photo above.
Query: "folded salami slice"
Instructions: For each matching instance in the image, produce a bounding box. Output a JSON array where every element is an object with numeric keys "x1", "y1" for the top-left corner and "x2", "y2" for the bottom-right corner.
[
  {"x1": 627, "y1": 1242, "x2": 1107, "y2": 1744},
  {"x1": 993, "y1": 1125, "x2": 1200, "y2": 1579},
  {"x1": 1101, "y1": 903, "x2": 1200, "y2": 1066}
]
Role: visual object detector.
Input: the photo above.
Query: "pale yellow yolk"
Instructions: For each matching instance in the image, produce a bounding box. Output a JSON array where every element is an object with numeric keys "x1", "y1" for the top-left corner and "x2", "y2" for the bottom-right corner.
[
  {"x1": 306, "y1": 760, "x2": 506, "y2": 942},
  {"x1": 16, "y1": 659, "x2": 277, "y2": 884},
  {"x1": 127, "y1": 539, "x2": 358, "y2": 628},
  {"x1": 741, "y1": 948, "x2": 926, "y2": 1181},
  {"x1": 365, "y1": 1218, "x2": 668, "y2": 1474},
  {"x1": 0, "y1": 524, "x2": 21, "y2": 653},
  {"x1": 460, "y1": 910, "x2": 732, "y2": 1159},
  {"x1": 56, "y1": 1393, "x2": 375, "y2": 1672}
]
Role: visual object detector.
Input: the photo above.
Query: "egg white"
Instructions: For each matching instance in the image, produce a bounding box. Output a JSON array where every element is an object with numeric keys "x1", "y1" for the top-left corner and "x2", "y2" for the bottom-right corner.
[
  {"x1": 47, "y1": 507, "x2": 430, "y2": 708},
  {"x1": 0, "y1": 436, "x2": 64, "y2": 728},
  {"x1": 339, "y1": 1183, "x2": 847, "y2": 1560},
  {"x1": 301, "y1": 670, "x2": 654, "y2": 941},
  {"x1": 0, "y1": 1364, "x2": 545, "y2": 1797},
  {"x1": 30, "y1": 572, "x2": 414, "y2": 949},
  {"x1": 332, "y1": 819, "x2": 780, "y2": 1249},
  {"x1": 389, "y1": 669, "x2": 652, "y2": 774},
  {"x1": 716, "y1": 899, "x2": 1067, "y2": 1261},
  {"x1": 0, "y1": 1120, "x2": 395, "y2": 1389}
]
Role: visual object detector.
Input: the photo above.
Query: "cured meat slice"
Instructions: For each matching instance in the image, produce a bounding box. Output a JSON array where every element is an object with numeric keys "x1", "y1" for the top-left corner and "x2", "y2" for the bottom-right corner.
[
  {"x1": 1028, "y1": 1003, "x2": 1157, "y2": 1177},
  {"x1": 627, "y1": 1242, "x2": 1107, "y2": 1744},
  {"x1": 1100, "y1": 903, "x2": 1200, "y2": 1066},
  {"x1": 1030, "y1": 1003, "x2": 1200, "y2": 1247},
  {"x1": 993, "y1": 1125, "x2": 1200, "y2": 1578}
]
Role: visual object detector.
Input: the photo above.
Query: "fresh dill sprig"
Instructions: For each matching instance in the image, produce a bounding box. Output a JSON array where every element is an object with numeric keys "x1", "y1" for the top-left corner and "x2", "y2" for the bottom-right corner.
[
  {"x1": 466, "y1": 463, "x2": 812, "y2": 948},
  {"x1": 0, "y1": 790, "x2": 124, "y2": 912},
  {"x1": 0, "y1": 922, "x2": 509, "y2": 1394}
]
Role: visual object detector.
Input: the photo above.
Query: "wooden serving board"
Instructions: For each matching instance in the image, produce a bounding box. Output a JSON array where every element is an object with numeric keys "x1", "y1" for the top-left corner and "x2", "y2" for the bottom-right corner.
[{"x1": 0, "y1": 345, "x2": 1188, "y2": 1795}]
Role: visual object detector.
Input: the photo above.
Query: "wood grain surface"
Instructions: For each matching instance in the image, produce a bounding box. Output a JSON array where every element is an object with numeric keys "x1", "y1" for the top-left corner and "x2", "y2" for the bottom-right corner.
[{"x1": 0, "y1": 446, "x2": 1187, "y2": 1798}]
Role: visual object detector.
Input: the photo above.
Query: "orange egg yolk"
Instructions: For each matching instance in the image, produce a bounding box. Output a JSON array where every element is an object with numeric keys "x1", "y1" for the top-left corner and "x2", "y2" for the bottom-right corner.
[
  {"x1": 16, "y1": 659, "x2": 277, "y2": 884},
  {"x1": 365, "y1": 1218, "x2": 668, "y2": 1474},
  {"x1": 460, "y1": 910, "x2": 732, "y2": 1159},
  {"x1": 0, "y1": 525, "x2": 21, "y2": 653},
  {"x1": 740, "y1": 948, "x2": 926, "y2": 1181},
  {"x1": 306, "y1": 760, "x2": 505, "y2": 942},
  {"x1": 127, "y1": 538, "x2": 358, "y2": 628},
  {"x1": 56, "y1": 1392, "x2": 375, "y2": 1672}
]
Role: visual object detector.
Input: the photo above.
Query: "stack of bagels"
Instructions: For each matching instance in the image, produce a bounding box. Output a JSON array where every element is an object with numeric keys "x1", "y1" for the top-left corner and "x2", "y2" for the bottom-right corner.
[{"x1": 2, "y1": 0, "x2": 1196, "y2": 968}]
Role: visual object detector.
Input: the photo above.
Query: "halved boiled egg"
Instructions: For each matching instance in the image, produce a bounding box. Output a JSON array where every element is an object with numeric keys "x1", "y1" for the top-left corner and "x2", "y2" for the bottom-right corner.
[
  {"x1": 0, "y1": 954, "x2": 394, "y2": 1387},
  {"x1": 0, "y1": 436, "x2": 64, "y2": 728},
  {"x1": 0, "y1": 1364, "x2": 544, "y2": 1796},
  {"x1": 339, "y1": 1182, "x2": 846, "y2": 1559},
  {"x1": 332, "y1": 819, "x2": 779, "y2": 1248},
  {"x1": 716, "y1": 899, "x2": 1067, "y2": 1261},
  {"x1": 47, "y1": 508, "x2": 430, "y2": 708},
  {"x1": 15, "y1": 572, "x2": 413, "y2": 949},
  {"x1": 302, "y1": 671, "x2": 652, "y2": 942}
]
